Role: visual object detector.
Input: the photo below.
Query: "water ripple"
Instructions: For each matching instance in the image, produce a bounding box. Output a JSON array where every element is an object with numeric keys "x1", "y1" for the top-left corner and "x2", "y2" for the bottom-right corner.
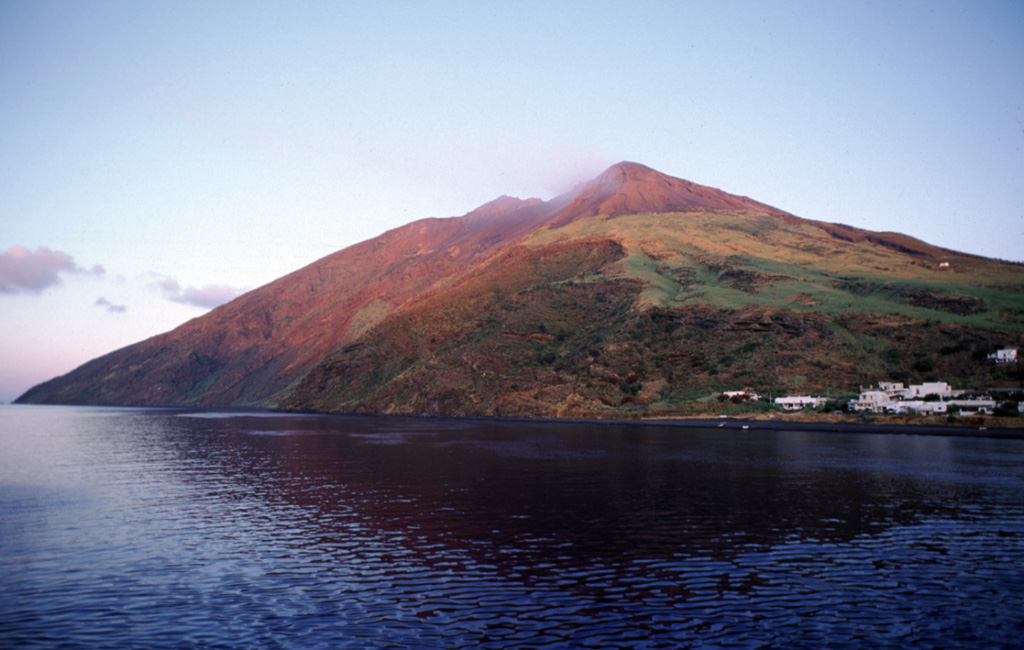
[{"x1": 2, "y1": 407, "x2": 1024, "y2": 648}]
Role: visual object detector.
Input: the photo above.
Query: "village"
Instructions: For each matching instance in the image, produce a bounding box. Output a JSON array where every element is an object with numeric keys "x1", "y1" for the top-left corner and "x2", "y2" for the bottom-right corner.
[{"x1": 721, "y1": 348, "x2": 1023, "y2": 419}]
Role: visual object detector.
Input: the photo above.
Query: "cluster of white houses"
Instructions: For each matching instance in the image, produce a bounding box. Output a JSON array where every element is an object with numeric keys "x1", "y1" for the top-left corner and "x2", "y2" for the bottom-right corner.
[
  {"x1": 847, "y1": 347, "x2": 1020, "y2": 416},
  {"x1": 763, "y1": 383, "x2": 1012, "y2": 416},
  {"x1": 846, "y1": 382, "x2": 998, "y2": 416},
  {"x1": 721, "y1": 348, "x2": 1021, "y2": 416}
]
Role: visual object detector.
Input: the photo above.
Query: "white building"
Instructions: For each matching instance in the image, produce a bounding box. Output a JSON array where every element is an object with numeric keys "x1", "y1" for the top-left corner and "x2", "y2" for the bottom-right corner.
[
  {"x1": 878, "y1": 382, "x2": 910, "y2": 399},
  {"x1": 774, "y1": 395, "x2": 828, "y2": 411},
  {"x1": 988, "y1": 348, "x2": 1018, "y2": 364},
  {"x1": 849, "y1": 390, "x2": 894, "y2": 413},
  {"x1": 905, "y1": 382, "x2": 952, "y2": 399},
  {"x1": 949, "y1": 399, "x2": 996, "y2": 415},
  {"x1": 894, "y1": 401, "x2": 948, "y2": 415}
]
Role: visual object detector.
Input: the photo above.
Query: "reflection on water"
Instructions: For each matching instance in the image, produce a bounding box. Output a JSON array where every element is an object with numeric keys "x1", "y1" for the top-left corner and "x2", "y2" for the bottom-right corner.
[{"x1": 1, "y1": 406, "x2": 1023, "y2": 648}]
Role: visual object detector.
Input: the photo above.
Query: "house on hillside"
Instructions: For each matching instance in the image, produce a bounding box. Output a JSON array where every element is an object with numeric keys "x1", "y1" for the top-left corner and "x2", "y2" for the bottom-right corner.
[
  {"x1": 878, "y1": 382, "x2": 910, "y2": 399},
  {"x1": 849, "y1": 390, "x2": 893, "y2": 413},
  {"x1": 721, "y1": 391, "x2": 760, "y2": 402},
  {"x1": 774, "y1": 395, "x2": 828, "y2": 411},
  {"x1": 848, "y1": 382, "x2": 911, "y2": 412},
  {"x1": 988, "y1": 348, "x2": 1018, "y2": 364}
]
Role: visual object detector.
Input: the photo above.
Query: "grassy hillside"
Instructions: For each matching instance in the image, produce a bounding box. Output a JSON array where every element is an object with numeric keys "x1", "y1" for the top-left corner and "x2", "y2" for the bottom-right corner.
[{"x1": 532, "y1": 210, "x2": 1023, "y2": 326}]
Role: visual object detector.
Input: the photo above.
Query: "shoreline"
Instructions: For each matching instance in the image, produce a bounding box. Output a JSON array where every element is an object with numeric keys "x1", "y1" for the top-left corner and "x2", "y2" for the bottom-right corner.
[
  {"x1": 289, "y1": 407, "x2": 1024, "y2": 440},
  {"x1": 295, "y1": 406, "x2": 1024, "y2": 440},
  {"x1": 6, "y1": 402, "x2": 1024, "y2": 440}
]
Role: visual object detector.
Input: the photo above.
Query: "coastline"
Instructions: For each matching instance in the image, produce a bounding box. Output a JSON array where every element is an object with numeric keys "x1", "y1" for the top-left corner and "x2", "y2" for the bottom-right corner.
[
  {"x1": 288, "y1": 407, "x2": 1024, "y2": 440},
  {"x1": 6, "y1": 401, "x2": 1024, "y2": 440}
]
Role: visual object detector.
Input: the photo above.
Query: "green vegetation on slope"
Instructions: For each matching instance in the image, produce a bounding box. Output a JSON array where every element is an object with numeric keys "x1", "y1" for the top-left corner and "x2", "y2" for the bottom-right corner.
[{"x1": 284, "y1": 210, "x2": 1024, "y2": 418}]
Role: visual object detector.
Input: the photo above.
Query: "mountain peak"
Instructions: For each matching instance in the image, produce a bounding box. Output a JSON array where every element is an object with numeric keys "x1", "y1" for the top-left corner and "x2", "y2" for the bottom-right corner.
[
  {"x1": 548, "y1": 161, "x2": 785, "y2": 228},
  {"x1": 595, "y1": 160, "x2": 661, "y2": 182},
  {"x1": 464, "y1": 195, "x2": 544, "y2": 221}
]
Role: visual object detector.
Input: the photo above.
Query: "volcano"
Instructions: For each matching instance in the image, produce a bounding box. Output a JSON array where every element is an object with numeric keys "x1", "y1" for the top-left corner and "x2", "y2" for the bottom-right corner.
[{"x1": 17, "y1": 163, "x2": 1024, "y2": 417}]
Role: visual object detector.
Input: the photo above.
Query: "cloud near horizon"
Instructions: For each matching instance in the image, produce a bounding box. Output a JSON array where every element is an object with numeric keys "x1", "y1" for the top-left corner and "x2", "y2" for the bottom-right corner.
[
  {"x1": 95, "y1": 297, "x2": 127, "y2": 313},
  {"x1": 154, "y1": 276, "x2": 245, "y2": 309},
  {"x1": 0, "y1": 245, "x2": 104, "y2": 294}
]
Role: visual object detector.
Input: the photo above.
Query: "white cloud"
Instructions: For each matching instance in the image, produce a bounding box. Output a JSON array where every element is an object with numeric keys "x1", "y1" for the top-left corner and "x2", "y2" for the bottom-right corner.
[
  {"x1": 152, "y1": 275, "x2": 245, "y2": 309},
  {"x1": 95, "y1": 297, "x2": 126, "y2": 313},
  {"x1": 0, "y1": 245, "x2": 102, "y2": 294}
]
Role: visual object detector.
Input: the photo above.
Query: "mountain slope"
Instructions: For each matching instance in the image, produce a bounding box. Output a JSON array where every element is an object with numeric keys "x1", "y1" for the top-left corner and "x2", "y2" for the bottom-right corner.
[
  {"x1": 283, "y1": 193, "x2": 1024, "y2": 417},
  {"x1": 15, "y1": 193, "x2": 571, "y2": 406},
  {"x1": 17, "y1": 162, "x2": 1024, "y2": 414}
]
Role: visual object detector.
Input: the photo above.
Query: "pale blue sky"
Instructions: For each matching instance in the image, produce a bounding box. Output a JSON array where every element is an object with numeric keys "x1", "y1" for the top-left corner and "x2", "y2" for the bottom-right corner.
[{"x1": 2, "y1": 0, "x2": 1023, "y2": 401}]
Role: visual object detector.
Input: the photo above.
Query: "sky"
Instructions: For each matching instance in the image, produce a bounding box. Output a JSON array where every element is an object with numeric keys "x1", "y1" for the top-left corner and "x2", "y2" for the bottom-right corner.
[{"x1": 1, "y1": 0, "x2": 1023, "y2": 402}]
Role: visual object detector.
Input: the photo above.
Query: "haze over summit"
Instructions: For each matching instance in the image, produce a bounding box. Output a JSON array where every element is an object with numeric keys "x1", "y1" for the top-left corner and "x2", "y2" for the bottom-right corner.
[{"x1": 2, "y1": 1, "x2": 1023, "y2": 402}]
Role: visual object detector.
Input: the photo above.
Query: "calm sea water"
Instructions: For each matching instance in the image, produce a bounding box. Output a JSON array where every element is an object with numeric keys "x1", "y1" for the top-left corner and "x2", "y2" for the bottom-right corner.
[{"x1": 1, "y1": 405, "x2": 1023, "y2": 649}]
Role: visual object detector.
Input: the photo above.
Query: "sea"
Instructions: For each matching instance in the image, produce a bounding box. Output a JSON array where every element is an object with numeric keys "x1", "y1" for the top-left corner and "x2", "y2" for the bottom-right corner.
[{"x1": 1, "y1": 404, "x2": 1023, "y2": 649}]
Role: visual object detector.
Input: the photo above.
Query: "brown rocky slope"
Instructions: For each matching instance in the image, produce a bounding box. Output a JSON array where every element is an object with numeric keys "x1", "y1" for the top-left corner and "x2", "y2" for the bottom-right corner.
[{"x1": 15, "y1": 192, "x2": 571, "y2": 406}]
